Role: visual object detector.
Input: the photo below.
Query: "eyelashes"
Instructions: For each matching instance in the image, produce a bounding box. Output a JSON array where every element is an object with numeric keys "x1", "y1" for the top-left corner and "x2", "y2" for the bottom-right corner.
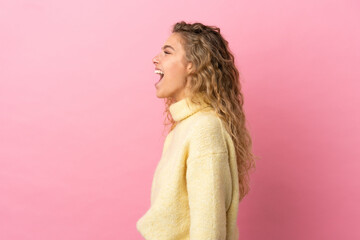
[{"x1": 164, "y1": 51, "x2": 170, "y2": 54}]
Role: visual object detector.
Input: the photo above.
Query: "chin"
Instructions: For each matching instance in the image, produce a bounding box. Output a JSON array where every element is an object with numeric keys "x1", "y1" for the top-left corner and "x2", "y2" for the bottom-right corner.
[{"x1": 155, "y1": 90, "x2": 165, "y2": 99}]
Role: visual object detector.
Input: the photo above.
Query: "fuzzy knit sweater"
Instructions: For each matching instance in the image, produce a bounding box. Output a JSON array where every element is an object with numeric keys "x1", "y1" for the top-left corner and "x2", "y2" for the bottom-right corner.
[{"x1": 136, "y1": 97, "x2": 240, "y2": 240}]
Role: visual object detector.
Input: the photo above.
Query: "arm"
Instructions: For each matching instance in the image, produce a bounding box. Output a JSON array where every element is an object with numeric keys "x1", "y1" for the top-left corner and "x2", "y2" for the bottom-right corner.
[{"x1": 186, "y1": 117, "x2": 232, "y2": 240}]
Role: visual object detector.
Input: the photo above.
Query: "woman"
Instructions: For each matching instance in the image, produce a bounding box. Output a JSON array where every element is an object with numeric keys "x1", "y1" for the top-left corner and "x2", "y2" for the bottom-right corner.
[{"x1": 136, "y1": 21, "x2": 256, "y2": 240}]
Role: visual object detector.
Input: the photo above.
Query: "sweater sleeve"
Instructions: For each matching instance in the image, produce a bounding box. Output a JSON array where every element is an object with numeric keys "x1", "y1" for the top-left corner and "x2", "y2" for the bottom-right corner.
[{"x1": 185, "y1": 116, "x2": 232, "y2": 240}]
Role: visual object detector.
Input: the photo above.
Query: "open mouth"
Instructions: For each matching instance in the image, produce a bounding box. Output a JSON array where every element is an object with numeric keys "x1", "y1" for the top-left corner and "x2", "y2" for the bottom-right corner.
[{"x1": 154, "y1": 70, "x2": 164, "y2": 85}]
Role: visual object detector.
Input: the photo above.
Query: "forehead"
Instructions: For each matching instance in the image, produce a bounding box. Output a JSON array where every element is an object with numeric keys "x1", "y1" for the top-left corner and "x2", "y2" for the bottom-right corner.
[{"x1": 163, "y1": 33, "x2": 184, "y2": 51}]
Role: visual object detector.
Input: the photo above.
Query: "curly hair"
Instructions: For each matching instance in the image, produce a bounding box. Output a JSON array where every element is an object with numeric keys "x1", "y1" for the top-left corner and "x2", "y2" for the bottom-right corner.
[{"x1": 161, "y1": 21, "x2": 257, "y2": 201}]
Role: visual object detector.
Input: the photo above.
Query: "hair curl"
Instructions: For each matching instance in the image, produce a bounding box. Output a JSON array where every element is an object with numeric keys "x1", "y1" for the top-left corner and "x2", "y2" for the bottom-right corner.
[{"x1": 162, "y1": 21, "x2": 257, "y2": 201}]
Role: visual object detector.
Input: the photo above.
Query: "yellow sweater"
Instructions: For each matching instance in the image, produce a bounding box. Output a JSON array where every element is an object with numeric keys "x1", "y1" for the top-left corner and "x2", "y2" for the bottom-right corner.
[{"x1": 136, "y1": 97, "x2": 240, "y2": 240}]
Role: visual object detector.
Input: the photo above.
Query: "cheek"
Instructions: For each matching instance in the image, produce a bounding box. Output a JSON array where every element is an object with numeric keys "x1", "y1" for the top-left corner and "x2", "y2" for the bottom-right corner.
[
  {"x1": 167, "y1": 59, "x2": 186, "y2": 75},
  {"x1": 168, "y1": 65, "x2": 186, "y2": 78}
]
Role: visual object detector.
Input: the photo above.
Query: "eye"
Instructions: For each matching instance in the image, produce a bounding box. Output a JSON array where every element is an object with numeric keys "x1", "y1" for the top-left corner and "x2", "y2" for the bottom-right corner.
[{"x1": 164, "y1": 51, "x2": 170, "y2": 54}]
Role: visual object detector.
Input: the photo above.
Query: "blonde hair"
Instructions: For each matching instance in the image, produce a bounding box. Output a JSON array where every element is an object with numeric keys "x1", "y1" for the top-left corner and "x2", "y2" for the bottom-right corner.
[{"x1": 162, "y1": 21, "x2": 258, "y2": 201}]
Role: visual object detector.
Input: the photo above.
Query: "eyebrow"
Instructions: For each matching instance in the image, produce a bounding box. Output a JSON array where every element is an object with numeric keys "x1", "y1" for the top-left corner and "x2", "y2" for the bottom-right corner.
[{"x1": 162, "y1": 45, "x2": 175, "y2": 51}]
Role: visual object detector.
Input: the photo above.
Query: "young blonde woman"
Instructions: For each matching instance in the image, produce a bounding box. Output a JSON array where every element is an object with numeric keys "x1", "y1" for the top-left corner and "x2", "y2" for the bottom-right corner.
[{"x1": 136, "y1": 21, "x2": 256, "y2": 240}]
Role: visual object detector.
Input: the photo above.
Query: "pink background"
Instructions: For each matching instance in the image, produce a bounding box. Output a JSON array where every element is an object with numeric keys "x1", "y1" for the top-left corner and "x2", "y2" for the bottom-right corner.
[{"x1": 1, "y1": 0, "x2": 359, "y2": 239}]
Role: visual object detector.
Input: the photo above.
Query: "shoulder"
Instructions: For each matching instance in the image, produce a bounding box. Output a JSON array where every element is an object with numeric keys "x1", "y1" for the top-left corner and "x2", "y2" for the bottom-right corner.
[
  {"x1": 189, "y1": 110, "x2": 224, "y2": 136},
  {"x1": 188, "y1": 110, "x2": 228, "y2": 156}
]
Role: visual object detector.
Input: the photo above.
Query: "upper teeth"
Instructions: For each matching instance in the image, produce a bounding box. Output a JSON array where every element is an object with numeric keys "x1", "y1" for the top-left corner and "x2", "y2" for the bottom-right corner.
[{"x1": 154, "y1": 70, "x2": 164, "y2": 75}]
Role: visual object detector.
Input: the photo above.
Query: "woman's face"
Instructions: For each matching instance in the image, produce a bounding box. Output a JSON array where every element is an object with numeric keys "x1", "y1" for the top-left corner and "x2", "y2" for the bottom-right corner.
[{"x1": 153, "y1": 33, "x2": 192, "y2": 102}]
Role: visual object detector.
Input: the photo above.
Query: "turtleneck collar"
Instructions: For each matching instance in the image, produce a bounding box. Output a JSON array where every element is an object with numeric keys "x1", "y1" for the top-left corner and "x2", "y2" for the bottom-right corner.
[{"x1": 169, "y1": 97, "x2": 212, "y2": 122}]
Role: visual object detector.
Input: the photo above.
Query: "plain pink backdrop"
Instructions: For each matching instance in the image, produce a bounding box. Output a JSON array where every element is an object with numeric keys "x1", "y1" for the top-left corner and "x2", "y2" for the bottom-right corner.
[{"x1": 1, "y1": 0, "x2": 359, "y2": 239}]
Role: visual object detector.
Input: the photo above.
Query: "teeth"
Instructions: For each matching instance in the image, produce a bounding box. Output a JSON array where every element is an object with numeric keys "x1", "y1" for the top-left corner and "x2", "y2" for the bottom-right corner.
[{"x1": 154, "y1": 69, "x2": 164, "y2": 75}]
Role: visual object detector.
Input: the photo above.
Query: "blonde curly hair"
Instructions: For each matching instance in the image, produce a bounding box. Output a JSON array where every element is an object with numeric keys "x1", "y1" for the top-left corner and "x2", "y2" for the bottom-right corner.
[{"x1": 161, "y1": 21, "x2": 257, "y2": 201}]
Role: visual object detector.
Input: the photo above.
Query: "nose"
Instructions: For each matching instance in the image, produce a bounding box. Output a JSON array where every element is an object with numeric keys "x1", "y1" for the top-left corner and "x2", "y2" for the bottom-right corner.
[{"x1": 153, "y1": 54, "x2": 159, "y2": 65}]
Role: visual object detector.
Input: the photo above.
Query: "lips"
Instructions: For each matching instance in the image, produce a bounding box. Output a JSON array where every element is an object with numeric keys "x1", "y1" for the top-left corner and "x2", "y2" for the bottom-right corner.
[{"x1": 155, "y1": 68, "x2": 164, "y2": 74}]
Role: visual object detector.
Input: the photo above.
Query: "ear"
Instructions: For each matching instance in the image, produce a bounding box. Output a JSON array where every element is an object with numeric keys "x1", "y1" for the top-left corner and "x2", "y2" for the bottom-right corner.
[{"x1": 186, "y1": 62, "x2": 193, "y2": 74}]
